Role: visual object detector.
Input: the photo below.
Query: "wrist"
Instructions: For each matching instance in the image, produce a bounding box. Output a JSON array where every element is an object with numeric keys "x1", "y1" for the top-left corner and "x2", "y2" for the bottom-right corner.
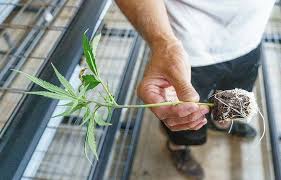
[
  {"x1": 151, "y1": 37, "x2": 186, "y2": 59},
  {"x1": 150, "y1": 35, "x2": 180, "y2": 51}
]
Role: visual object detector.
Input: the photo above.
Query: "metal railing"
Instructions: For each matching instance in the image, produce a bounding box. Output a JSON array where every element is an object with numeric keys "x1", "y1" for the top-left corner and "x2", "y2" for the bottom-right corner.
[
  {"x1": 261, "y1": 3, "x2": 281, "y2": 179},
  {"x1": 0, "y1": 0, "x2": 110, "y2": 179}
]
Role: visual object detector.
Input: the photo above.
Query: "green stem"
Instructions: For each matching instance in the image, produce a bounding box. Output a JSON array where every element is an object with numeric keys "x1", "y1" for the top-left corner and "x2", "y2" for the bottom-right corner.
[
  {"x1": 115, "y1": 101, "x2": 214, "y2": 108},
  {"x1": 96, "y1": 76, "x2": 214, "y2": 108},
  {"x1": 99, "y1": 80, "x2": 117, "y2": 105},
  {"x1": 88, "y1": 100, "x2": 214, "y2": 109}
]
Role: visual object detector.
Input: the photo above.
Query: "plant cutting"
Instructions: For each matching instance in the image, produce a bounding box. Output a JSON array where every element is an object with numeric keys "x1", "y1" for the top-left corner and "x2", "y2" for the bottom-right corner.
[{"x1": 14, "y1": 31, "x2": 263, "y2": 160}]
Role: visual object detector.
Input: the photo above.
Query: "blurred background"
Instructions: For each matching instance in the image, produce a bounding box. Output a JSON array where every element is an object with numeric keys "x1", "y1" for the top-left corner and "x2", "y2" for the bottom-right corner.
[{"x1": 0, "y1": 0, "x2": 280, "y2": 180}]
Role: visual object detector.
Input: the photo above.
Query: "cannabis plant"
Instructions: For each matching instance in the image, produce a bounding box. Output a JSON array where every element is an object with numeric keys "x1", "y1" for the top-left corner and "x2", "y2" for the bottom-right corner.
[{"x1": 15, "y1": 31, "x2": 213, "y2": 160}]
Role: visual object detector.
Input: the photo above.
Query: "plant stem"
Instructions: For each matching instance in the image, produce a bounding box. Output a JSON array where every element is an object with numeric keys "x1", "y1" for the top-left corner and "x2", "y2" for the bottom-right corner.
[
  {"x1": 99, "y1": 80, "x2": 117, "y2": 105},
  {"x1": 88, "y1": 100, "x2": 214, "y2": 109},
  {"x1": 96, "y1": 76, "x2": 214, "y2": 109},
  {"x1": 115, "y1": 101, "x2": 214, "y2": 108}
]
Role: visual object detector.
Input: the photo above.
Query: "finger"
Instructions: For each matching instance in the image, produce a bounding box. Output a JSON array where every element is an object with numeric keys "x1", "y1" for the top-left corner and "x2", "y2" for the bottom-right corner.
[
  {"x1": 165, "y1": 116, "x2": 192, "y2": 127},
  {"x1": 165, "y1": 63, "x2": 199, "y2": 102},
  {"x1": 137, "y1": 81, "x2": 171, "y2": 120},
  {"x1": 165, "y1": 107, "x2": 209, "y2": 126},
  {"x1": 187, "y1": 106, "x2": 209, "y2": 121},
  {"x1": 171, "y1": 102, "x2": 199, "y2": 117},
  {"x1": 165, "y1": 108, "x2": 205, "y2": 126},
  {"x1": 164, "y1": 86, "x2": 178, "y2": 101},
  {"x1": 137, "y1": 82, "x2": 166, "y2": 104},
  {"x1": 165, "y1": 106, "x2": 209, "y2": 126},
  {"x1": 169, "y1": 116, "x2": 206, "y2": 131},
  {"x1": 193, "y1": 118, "x2": 208, "y2": 130},
  {"x1": 152, "y1": 107, "x2": 178, "y2": 120}
]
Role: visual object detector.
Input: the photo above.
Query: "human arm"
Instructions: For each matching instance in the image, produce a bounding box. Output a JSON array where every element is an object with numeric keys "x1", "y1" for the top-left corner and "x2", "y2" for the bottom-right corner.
[{"x1": 116, "y1": 0, "x2": 209, "y2": 131}]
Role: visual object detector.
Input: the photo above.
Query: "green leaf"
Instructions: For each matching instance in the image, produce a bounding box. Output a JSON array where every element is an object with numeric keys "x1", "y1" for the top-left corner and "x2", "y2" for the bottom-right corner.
[
  {"x1": 80, "y1": 108, "x2": 91, "y2": 127},
  {"x1": 53, "y1": 101, "x2": 84, "y2": 118},
  {"x1": 51, "y1": 63, "x2": 76, "y2": 96},
  {"x1": 86, "y1": 117, "x2": 98, "y2": 159},
  {"x1": 70, "y1": 99, "x2": 79, "y2": 110},
  {"x1": 52, "y1": 109, "x2": 73, "y2": 118},
  {"x1": 107, "y1": 106, "x2": 113, "y2": 121},
  {"x1": 13, "y1": 70, "x2": 69, "y2": 96},
  {"x1": 83, "y1": 32, "x2": 97, "y2": 75},
  {"x1": 84, "y1": 142, "x2": 93, "y2": 165},
  {"x1": 78, "y1": 84, "x2": 88, "y2": 98},
  {"x1": 57, "y1": 102, "x2": 73, "y2": 106},
  {"x1": 26, "y1": 91, "x2": 73, "y2": 100},
  {"x1": 91, "y1": 33, "x2": 101, "y2": 56},
  {"x1": 94, "y1": 113, "x2": 111, "y2": 126},
  {"x1": 82, "y1": 75, "x2": 100, "y2": 90}
]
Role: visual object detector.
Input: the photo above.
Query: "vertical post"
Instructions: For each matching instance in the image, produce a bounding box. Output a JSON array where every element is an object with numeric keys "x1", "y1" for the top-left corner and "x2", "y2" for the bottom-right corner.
[{"x1": 261, "y1": 45, "x2": 281, "y2": 180}]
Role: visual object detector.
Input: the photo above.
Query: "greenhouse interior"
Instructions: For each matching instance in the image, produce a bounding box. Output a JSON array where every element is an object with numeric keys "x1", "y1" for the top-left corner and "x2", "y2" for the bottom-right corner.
[{"x1": 0, "y1": 0, "x2": 280, "y2": 180}]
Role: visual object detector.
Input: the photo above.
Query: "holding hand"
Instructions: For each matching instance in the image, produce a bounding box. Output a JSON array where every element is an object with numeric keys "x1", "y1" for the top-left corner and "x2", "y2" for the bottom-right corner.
[{"x1": 137, "y1": 40, "x2": 209, "y2": 131}]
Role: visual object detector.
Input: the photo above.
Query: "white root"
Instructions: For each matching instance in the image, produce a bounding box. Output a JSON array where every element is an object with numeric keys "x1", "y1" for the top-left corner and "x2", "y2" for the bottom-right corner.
[{"x1": 257, "y1": 109, "x2": 266, "y2": 142}]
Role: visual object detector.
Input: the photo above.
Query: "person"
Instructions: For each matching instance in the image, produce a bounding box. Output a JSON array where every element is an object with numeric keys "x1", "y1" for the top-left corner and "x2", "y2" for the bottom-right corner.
[{"x1": 116, "y1": 0, "x2": 275, "y2": 179}]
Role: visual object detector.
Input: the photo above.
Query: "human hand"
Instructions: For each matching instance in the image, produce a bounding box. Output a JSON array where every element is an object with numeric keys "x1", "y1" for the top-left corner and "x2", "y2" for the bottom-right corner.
[{"x1": 137, "y1": 40, "x2": 209, "y2": 131}]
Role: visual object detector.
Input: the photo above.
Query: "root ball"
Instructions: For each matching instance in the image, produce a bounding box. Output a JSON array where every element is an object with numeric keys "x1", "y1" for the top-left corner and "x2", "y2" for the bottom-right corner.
[{"x1": 211, "y1": 88, "x2": 258, "y2": 122}]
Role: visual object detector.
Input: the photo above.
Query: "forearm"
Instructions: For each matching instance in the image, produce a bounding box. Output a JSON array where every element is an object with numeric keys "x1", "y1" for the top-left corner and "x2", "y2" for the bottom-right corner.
[{"x1": 116, "y1": 0, "x2": 178, "y2": 49}]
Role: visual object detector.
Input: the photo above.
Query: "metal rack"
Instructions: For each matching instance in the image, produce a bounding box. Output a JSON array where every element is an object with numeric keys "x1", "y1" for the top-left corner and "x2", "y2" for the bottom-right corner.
[
  {"x1": 0, "y1": 0, "x2": 111, "y2": 179},
  {"x1": 0, "y1": 0, "x2": 84, "y2": 135},
  {"x1": 262, "y1": 3, "x2": 281, "y2": 179},
  {"x1": 102, "y1": 46, "x2": 149, "y2": 180},
  {"x1": 0, "y1": 1, "x2": 147, "y2": 179}
]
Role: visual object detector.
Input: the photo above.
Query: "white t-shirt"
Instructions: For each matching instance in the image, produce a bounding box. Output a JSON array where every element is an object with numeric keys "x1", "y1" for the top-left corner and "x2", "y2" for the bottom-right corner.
[{"x1": 165, "y1": 0, "x2": 275, "y2": 67}]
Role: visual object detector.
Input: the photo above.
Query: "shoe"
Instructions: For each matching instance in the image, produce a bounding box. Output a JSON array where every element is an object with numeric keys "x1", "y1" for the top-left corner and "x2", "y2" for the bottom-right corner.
[
  {"x1": 209, "y1": 120, "x2": 257, "y2": 138},
  {"x1": 167, "y1": 141, "x2": 204, "y2": 180}
]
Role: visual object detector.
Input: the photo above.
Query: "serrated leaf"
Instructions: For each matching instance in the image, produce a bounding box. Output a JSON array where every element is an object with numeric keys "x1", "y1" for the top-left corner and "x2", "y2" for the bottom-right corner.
[
  {"x1": 71, "y1": 99, "x2": 79, "y2": 110},
  {"x1": 87, "y1": 117, "x2": 98, "y2": 159},
  {"x1": 13, "y1": 70, "x2": 69, "y2": 96},
  {"x1": 53, "y1": 101, "x2": 84, "y2": 118},
  {"x1": 83, "y1": 32, "x2": 97, "y2": 75},
  {"x1": 107, "y1": 106, "x2": 113, "y2": 120},
  {"x1": 26, "y1": 91, "x2": 73, "y2": 100},
  {"x1": 80, "y1": 108, "x2": 91, "y2": 127},
  {"x1": 57, "y1": 102, "x2": 73, "y2": 106},
  {"x1": 51, "y1": 63, "x2": 76, "y2": 96},
  {"x1": 52, "y1": 109, "x2": 72, "y2": 118},
  {"x1": 78, "y1": 84, "x2": 88, "y2": 98},
  {"x1": 82, "y1": 75, "x2": 100, "y2": 91},
  {"x1": 91, "y1": 33, "x2": 101, "y2": 56},
  {"x1": 84, "y1": 142, "x2": 93, "y2": 165},
  {"x1": 94, "y1": 113, "x2": 111, "y2": 126}
]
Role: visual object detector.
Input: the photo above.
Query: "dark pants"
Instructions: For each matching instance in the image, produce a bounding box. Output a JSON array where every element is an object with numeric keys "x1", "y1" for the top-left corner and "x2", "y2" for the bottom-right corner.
[{"x1": 163, "y1": 45, "x2": 262, "y2": 145}]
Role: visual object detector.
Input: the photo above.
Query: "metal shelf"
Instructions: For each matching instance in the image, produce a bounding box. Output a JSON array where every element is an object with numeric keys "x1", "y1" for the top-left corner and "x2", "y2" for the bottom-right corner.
[
  {"x1": 262, "y1": 4, "x2": 281, "y2": 180},
  {"x1": 0, "y1": 0, "x2": 111, "y2": 179},
  {"x1": 0, "y1": 1, "x2": 144, "y2": 180}
]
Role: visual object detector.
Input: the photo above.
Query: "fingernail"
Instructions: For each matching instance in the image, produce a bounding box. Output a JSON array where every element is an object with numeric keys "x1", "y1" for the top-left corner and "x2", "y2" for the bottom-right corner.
[
  {"x1": 201, "y1": 119, "x2": 208, "y2": 125},
  {"x1": 203, "y1": 118, "x2": 208, "y2": 123}
]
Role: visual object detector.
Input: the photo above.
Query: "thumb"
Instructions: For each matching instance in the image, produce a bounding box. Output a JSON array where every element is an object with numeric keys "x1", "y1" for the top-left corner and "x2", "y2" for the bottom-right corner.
[{"x1": 166, "y1": 67, "x2": 199, "y2": 102}]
